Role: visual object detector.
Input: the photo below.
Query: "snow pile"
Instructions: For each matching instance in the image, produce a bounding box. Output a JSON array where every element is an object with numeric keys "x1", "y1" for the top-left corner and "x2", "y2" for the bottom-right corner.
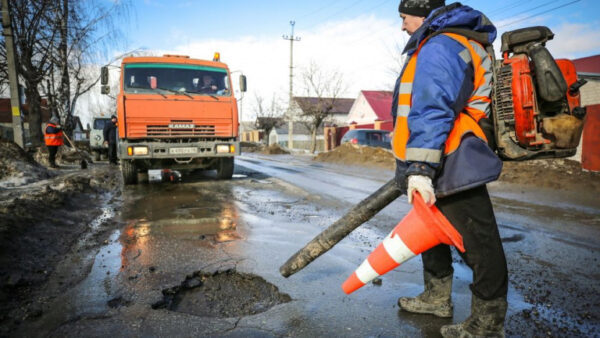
[{"x1": 0, "y1": 140, "x2": 52, "y2": 188}]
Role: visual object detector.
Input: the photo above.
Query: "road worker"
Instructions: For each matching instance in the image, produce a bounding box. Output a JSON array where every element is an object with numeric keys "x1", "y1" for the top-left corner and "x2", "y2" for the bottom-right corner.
[
  {"x1": 103, "y1": 115, "x2": 118, "y2": 165},
  {"x1": 391, "y1": 0, "x2": 508, "y2": 336},
  {"x1": 44, "y1": 116, "x2": 64, "y2": 168}
]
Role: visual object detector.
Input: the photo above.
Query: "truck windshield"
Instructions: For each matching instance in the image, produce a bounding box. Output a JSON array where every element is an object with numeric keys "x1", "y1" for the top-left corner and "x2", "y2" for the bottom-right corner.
[{"x1": 123, "y1": 63, "x2": 230, "y2": 96}]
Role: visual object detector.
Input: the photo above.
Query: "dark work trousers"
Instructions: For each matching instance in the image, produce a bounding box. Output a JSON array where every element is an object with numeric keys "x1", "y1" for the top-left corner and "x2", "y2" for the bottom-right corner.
[
  {"x1": 421, "y1": 185, "x2": 508, "y2": 300},
  {"x1": 48, "y1": 146, "x2": 58, "y2": 166},
  {"x1": 108, "y1": 142, "x2": 118, "y2": 164}
]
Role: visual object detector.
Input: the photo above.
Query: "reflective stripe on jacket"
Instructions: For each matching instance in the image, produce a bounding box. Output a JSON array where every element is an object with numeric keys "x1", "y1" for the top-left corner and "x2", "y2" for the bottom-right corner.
[
  {"x1": 44, "y1": 123, "x2": 64, "y2": 146},
  {"x1": 392, "y1": 33, "x2": 490, "y2": 163},
  {"x1": 392, "y1": 30, "x2": 502, "y2": 197}
]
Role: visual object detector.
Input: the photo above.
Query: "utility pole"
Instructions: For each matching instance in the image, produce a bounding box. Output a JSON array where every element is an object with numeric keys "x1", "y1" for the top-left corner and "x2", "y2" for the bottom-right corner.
[
  {"x1": 282, "y1": 21, "x2": 300, "y2": 150},
  {"x1": 1, "y1": 0, "x2": 25, "y2": 148}
]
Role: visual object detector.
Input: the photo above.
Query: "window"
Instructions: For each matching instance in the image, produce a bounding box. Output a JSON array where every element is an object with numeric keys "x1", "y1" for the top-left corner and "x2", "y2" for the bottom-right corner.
[
  {"x1": 93, "y1": 119, "x2": 110, "y2": 130},
  {"x1": 123, "y1": 63, "x2": 231, "y2": 96}
]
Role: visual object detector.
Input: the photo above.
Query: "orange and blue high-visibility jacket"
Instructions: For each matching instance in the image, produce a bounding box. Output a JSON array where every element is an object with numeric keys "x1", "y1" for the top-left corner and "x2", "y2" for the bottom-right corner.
[
  {"x1": 391, "y1": 4, "x2": 502, "y2": 197},
  {"x1": 44, "y1": 123, "x2": 64, "y2": 146}
]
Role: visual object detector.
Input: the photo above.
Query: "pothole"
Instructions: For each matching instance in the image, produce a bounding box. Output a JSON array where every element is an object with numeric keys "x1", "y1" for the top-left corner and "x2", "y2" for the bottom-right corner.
[{"x1": 152, "y1": 269, "x2": 291, "y2": 318}]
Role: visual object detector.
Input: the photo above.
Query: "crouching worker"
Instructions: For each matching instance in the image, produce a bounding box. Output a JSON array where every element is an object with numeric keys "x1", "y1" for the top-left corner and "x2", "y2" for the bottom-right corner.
[
  {"x1": 44, "y1": 116, "x2": 64, "y2": 168},
  {"x1": 392, "y1": 0, "x2": 508, "y2": 336}
]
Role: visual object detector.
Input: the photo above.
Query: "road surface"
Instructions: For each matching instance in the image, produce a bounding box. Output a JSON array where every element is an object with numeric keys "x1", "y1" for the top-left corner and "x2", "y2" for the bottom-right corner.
[{"x1": 13, "y1": 154, "x2": 600, "y2": 337}]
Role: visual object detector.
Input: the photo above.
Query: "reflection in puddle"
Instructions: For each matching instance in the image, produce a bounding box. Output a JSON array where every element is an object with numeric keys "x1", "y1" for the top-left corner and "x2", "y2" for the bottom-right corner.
[{"x1": 119, "y1": 184, "x2": 241, "y2": 270}]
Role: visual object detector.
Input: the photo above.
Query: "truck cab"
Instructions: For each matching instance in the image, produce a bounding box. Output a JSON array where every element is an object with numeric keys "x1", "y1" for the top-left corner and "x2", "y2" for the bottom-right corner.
[{"x1": 102, "y1": 53, "x2": 246, "y2": 184}]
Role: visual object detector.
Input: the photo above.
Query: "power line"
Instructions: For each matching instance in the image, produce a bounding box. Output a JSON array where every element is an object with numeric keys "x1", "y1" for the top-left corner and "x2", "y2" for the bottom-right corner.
[
  {"x1": 313, "y1": 0, "x2": 369, "y2": 24},
  {"x1": 498, "y1": 0, "x2": 582, "y2": 28},
  {"x1": 298, "y1": 0, "x2": 343, "y2": 20},
  {"x1": 487, "y1": 0, "x2": 527, "y2": 16},
  {"x1": 497, "y1": 0, "x2": 556, "y2": 21}
]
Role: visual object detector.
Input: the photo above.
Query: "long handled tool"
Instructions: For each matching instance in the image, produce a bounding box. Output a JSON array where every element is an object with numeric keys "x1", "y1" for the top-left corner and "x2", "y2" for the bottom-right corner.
[
  {"x1": 62, "y1": 133, "x2": 88, "y2": 169},
  {"x1": 279, "y1": 179, "x2": 401, "y2": 278}
]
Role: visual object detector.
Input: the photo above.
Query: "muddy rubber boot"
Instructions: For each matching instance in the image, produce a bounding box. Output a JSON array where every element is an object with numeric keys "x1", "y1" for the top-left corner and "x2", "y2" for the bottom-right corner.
[
  {"x1": 440, "y1": 294, "x2": 507, "y2": 338},
  {"x1": 398, "y1": 271, "x2": 453, "y2": 318}
]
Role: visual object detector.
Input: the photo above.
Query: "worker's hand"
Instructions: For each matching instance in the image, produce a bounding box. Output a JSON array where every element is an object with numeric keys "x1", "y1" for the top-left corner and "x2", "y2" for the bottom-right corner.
[
  {"x1": 407, "y1": 175, "x2": 436, "y2": 206},
  {"x1": 103, "y1": 141, "x2": 108, "y2": 146}
]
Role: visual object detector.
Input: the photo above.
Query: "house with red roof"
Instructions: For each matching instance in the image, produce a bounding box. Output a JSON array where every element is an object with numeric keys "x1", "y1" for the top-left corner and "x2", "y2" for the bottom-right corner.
[
  {"x1": 346, "y1": 90, "x2": 393, "y2": 128},
  {"x1": 572, "y1": 54, "x2": 600, "y2": 107}
]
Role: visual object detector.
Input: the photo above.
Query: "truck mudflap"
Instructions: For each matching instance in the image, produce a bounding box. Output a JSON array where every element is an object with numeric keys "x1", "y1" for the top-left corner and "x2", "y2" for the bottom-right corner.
[{"x1": 118, "y1": 140, "x2": 240, "y2": 159}]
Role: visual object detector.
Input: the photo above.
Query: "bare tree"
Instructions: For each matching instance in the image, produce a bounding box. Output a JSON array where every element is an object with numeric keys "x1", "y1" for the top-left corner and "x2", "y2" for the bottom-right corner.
[
  {"x1": 253, "y1": 92, "x2": 284, "y2": 145},
  {"x1": 4, "y1": 0, "x2": 58, "y2": 146},
  {"x1": 0, "y1": 0, "x2": 131, "y2": 145},
  {"x1": 48, "y1": 0, "x2": 130, "y2": 136},
  {"x1": 385, "y1": 38, "x2": 408, "y2": 90},
  {"x1": 297, "y1": 61, "x2": 347, "y2": 153}
]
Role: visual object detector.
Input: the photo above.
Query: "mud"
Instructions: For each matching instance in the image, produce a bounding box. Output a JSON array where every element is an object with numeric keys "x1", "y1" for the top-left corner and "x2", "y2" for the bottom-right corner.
[
  {"x1": 499, "y1": 158, "x2": 600, "y2": 193},
  {"x1": 0, "y1": 163, "x2": 121, "y2": 335},
  {"x1": 314, "y1": 143, "x2": 395, "y2": 169},
  {"x1": 153, "y1": 269, "x2": 291, "y2": 318},
  {"x1": 242, "y1": 142, "x2": 290, "y2": 155},
  {"x1": 33, "y1": 143, "x2": 92, "y2": 167},
  {"x1": 314, "y1": 143, "x2": 600, "y2": 195},
  {"x1": 0, "y1": 140, "x2": 52, "y2": 188}
]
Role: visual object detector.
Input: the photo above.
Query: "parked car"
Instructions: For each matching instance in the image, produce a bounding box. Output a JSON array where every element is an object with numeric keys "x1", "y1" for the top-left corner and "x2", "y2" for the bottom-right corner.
[{"x1": 341, "y1": 129, "x2": 391, "y2": 149}]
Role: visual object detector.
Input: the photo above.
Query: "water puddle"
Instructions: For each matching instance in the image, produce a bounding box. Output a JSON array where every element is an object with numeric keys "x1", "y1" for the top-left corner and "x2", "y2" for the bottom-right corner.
[
  {"x1": 74, "y1": 230, "x2": 123, "y2": 312},
  {"x1": 153, "y1": 269, "x2": 291, "y2": 318}
]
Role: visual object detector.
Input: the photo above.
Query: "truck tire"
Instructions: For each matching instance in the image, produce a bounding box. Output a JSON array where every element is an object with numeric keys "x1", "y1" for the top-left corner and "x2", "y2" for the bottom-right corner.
[
  {"x1": 216, "y1": 157, "x2": 234, "y2": 180},
  {"x1": 121, "y1": 160, "x2": 138, "y2": 185}
]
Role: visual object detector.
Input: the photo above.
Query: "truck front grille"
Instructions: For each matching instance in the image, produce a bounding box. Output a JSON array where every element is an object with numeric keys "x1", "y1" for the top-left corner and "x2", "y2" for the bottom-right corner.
[{"x1": 147, "y1": 124, "x2": 216, "y2": 137}]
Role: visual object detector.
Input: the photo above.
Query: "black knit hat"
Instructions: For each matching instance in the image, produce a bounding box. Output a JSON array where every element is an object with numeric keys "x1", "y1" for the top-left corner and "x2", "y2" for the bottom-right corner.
[{"x1": 399, "y1": 0, "x2": 445, "y2": 18}]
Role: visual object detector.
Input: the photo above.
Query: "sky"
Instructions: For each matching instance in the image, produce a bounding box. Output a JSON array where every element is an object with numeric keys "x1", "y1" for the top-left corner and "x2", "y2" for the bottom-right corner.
[{"x1": 81, "y1": 0, "x2": 600, "y2": 123}]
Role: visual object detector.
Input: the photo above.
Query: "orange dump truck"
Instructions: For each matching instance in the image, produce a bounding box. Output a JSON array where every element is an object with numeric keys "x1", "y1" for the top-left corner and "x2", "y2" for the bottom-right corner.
[{"x1": 101, "y1": 53, "x2": 246, "y2": 184}]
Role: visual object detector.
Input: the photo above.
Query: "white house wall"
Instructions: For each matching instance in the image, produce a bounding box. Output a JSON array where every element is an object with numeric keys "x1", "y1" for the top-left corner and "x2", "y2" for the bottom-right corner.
[{"x1": 347, "y1": 93, "x2": 377, "y2": 125}]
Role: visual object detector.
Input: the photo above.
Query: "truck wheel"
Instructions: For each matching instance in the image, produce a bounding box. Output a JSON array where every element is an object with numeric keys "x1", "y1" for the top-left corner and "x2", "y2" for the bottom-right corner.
[
  {"x1": 216, "y1": 157, "x2": 234, "y2": 180},
  {"x1": 93, "y1": 151, "x2": 101, "y2": 162},
  {"x1": 121, "y1": 160, "x2": 138, "y2": 185}
]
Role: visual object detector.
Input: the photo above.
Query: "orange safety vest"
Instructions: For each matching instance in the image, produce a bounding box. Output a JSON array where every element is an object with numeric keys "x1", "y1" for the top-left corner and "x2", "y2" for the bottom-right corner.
[
  {"x1": 44, "y1": 123, "x2": 64, "y2": 146},
  {"x1": 392, "y1": 33, "x2": 491, "y2": 162}
]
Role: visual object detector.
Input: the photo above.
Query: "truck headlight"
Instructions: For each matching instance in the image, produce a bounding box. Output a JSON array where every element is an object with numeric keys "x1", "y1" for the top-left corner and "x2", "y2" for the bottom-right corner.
[
  {"x1": 127, "y1": 146, "x2": 148, "y2": 155},
  {"x1": 216, "y1": 144, "x2": 234, "y2": 153}
]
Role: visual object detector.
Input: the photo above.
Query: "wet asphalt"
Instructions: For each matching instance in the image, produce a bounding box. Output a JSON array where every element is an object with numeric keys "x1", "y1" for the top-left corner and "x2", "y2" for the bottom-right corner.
[{"x1": 18, "y1": 154, "x2": 600, "y2": 337}]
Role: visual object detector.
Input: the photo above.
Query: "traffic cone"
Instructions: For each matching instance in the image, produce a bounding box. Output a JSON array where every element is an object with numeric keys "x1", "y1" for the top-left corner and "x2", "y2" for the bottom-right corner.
[{"x1": 342, "y1": 192, "x2": 465, "y2": 295}]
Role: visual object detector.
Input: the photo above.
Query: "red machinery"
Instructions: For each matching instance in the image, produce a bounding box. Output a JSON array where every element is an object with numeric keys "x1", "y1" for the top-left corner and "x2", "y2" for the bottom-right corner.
[{"x1": 493, "y1": 26, "x2": 587, "y2": 160}]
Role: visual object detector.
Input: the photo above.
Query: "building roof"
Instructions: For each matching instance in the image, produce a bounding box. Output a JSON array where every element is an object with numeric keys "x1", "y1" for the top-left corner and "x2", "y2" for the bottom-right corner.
[
  {"x1": 362, "y1": 90, "x2": 393, "y2": 121},
  {"x1": 293, "y1": 97, "x2": 355, "y2": 115},
  {"x1": 572, "y1": 55, "x2": 600, "y2": 75}
]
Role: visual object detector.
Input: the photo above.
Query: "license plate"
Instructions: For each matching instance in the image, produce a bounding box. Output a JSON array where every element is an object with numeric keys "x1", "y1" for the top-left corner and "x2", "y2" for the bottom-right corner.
[{"x1": 169, "y1": 147, "x2": 197, "y2": 155}]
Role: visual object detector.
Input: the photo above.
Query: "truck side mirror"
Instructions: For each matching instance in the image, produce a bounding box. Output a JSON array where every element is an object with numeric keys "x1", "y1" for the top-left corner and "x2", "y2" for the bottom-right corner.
[
  {"x1": 101, "y1": 66, "x2": 109, "y2": 85},
  {"x1": 239, "y1": 75, "x2": 247, "y2": 92}
]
